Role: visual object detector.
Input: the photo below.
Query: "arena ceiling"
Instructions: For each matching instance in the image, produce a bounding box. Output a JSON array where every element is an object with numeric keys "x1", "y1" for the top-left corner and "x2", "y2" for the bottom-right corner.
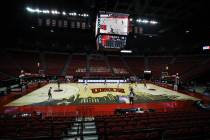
[
  {"x1": 18, "y1": 0, "x2": 209, "y2": 30},
  {"x1": 7, "y1": 0, "x2": 210, "y2": 54}
]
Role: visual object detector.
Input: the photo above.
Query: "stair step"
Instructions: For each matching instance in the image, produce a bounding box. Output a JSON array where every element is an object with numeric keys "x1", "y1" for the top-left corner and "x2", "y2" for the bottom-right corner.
[
  {"x1": 82, "y1": 129, "x2": 96, "y2": 134},
  {"x1": 83, "y1": 135, "x2": 98, "y2": 140},
  {"x1": 63, "y1": 136, "x2": 98, "y2": 140},
  {"x1": 70, "y1": 126, "x2": 96, "y2": 130},
  {"x1": 68, "y1": 128, "x2": 96, "y2": 133},
  {"x1": 84, "y1": 125, "x2": 96, "y2": 129},
  {"x1": 73, "y1": 123, "x2": 81, "y2": 126},
  {"x1": 84, "y1": 122, "x2": 95, "y2": 126},
  {"x1": 84, "y1": 117, "x2": 95, "y2": 121},
  {"x1": 68, "y1": 131, "x2": 78, "y2": 135},
  {"x1": 65, "y1": 117, "x2": 97, "y2": 140},
  {"x1": 76, "y1": 118, "x2": 83, "y2": 121},
  {"x1": 69, "y1": 126, "x2": 96, "y2": 131},
  {"x1": 63, "y1": 137, "x2": 81, "y2": 140},
  {"x1": 71, "y1": 126, "x2": 81, "y2": 130}
]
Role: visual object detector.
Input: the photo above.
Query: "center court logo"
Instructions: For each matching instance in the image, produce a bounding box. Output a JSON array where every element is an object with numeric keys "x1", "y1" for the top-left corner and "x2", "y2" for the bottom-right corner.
[{"x1": 91, "y1": 88, "x2": 125, "y2": 94}]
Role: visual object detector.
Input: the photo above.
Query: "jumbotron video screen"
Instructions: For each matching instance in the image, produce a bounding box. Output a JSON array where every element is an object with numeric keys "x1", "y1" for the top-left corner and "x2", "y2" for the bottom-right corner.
[
  {"x1": 96, "y1": 11, "x2": 129, "y2": 51},
  {"x1": 96, "y1": 12, "x2": 129, "y2": 35}
]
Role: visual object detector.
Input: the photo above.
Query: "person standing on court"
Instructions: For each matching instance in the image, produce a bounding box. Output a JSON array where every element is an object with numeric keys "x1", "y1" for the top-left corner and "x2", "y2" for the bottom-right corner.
[
  {"x1": 57, "y1": 80, "x2": 60, "y2": 90},
  {"x1": 174, "y1": 73, "x2": 180, "y2": 91},
  {"x1": 129, "y1": 88, "x2": 135, "y2": 105},
  {"x1": 143, "y1": 79, "x2": 147, "y2": 88},
  {"x1": 117, "y1": 80, "x2": 120, "y2": 88},
  {"x1": 48, "y1": 87, "x2": 52, "y2": 101}
]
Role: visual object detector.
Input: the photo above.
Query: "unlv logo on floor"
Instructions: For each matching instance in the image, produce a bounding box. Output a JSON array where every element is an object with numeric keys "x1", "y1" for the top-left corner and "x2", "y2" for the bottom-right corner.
[{"x1": 91, "y1": 88, "x2": 125, "y2": 94}]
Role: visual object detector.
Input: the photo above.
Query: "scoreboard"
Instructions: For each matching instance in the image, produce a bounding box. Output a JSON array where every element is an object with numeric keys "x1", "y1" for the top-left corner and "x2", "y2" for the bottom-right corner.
[
  {"x1": 97, "y1": 35, "x2": 127, "y2": 49},
  {"x1": 96, "y1": 11, "x2": 129, "y2": 51}
]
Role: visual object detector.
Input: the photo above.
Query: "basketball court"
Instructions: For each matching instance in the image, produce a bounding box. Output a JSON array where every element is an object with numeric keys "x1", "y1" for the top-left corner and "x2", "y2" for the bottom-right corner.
[{"x1": 6, "y1": 83, "x2": 199, "y2": 106}]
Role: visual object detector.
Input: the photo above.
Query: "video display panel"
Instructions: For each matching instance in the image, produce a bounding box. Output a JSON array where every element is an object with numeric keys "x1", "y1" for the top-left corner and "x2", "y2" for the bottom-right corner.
[
  {"x1": 95, "y1": 12, "x2": 129, "y2": 51},
  {"x1": 96, "y1": 12, "x2": 129, "y2": 36}
]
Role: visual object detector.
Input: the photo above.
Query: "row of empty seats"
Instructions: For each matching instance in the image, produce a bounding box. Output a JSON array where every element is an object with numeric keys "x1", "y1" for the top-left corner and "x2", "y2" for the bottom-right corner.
[
  {"x1": 1, "y1": 51, "x2": 209, "y2": 80},
  {"x1": 67, "y1": 54, "x2": 87, "y2": 77},
  {"x1": 124, "y1": 56, "x2": 145, "y2": 75},
  {"x1": 148, "y1": 57, "x2": 172, "y2": 79},
  {"x1": 45, "y1": 53, "x2": 68, "y2": 75},
  {"x1": 89, "y1": 56, "x2": 112, "y2": 77},
  {"x1": 169, "y1": 56, "x2": 206, "y2": 76},
  {"x1": 95, "y1": 111, "x2": 210, "y2": 140},
  {"x1": 0, "y1": 114, "x2": 75, "y2": 140},
  {"x1": 108, "y1": 56, "x2": 129, "y2": 76},
  {"x1": 0, "y1": 51, "x2": 42, "y2": 78},
  {"x1": 0, "y1": 110, "x2": 210, "y2": 140}
]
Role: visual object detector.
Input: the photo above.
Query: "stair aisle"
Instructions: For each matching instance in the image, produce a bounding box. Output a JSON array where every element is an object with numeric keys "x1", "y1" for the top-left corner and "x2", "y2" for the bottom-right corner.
[{"x1": 63, "y1": 117, "x2": 98, "y2": 140}]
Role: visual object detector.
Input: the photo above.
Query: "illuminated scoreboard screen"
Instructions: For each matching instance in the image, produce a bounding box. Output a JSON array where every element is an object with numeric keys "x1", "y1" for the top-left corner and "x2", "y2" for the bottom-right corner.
[
  {"x1": 96, "y1": 11, "x2": 129, "y2": 51},
  {"x1": 96, "y1": 12, "x2": 129, "y2": 35},
  {"x1": 97, "y1": 35, "x2": 127, "y2": 49}
]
